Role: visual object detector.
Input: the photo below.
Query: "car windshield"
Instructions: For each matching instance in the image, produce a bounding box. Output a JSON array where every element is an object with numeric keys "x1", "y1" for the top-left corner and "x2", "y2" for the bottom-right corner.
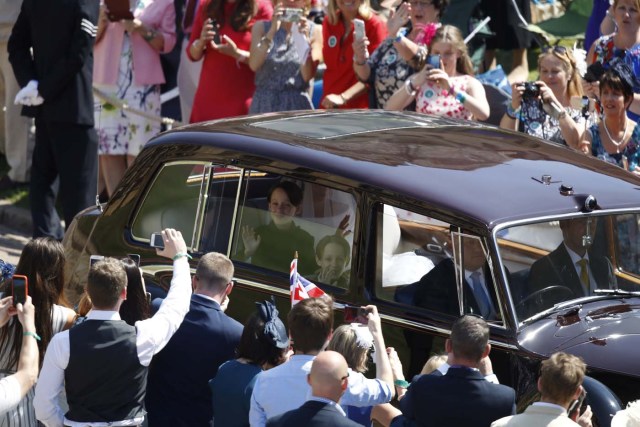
[{"x1": 496, "y1": 213, "x2": 640, "y2": 323}]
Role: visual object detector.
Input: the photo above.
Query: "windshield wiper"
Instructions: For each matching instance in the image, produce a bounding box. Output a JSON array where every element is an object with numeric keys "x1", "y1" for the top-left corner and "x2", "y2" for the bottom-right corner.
[
  {"x1": 593, "y1": 289, "x2": 640, "y2": 297},
  {"x1": 520, "y1": 302, "x2": 583, "y2": 326}
]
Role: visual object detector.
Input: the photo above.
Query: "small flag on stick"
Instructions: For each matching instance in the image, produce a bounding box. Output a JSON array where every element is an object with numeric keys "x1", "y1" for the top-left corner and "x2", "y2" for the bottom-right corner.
[{"x1": 290, "y1": 251, "x2": 326, "y2": 306}]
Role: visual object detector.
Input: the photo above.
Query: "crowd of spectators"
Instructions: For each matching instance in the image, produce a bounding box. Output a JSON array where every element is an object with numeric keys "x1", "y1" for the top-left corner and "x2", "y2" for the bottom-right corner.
[{"x1": 3, "y1": 0, "x2": 640, "y2": 240}]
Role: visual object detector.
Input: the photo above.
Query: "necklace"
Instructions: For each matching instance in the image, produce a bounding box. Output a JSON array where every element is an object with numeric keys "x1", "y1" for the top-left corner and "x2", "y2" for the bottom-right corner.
[{"x1": 603, "y1": 117, "x2": 628, "y2": 153}]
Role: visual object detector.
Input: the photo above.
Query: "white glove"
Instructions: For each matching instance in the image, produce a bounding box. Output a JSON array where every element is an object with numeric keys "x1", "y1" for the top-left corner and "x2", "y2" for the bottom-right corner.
[{"x1": 14, "y1": 80, "x2": 43, "y2": 106}]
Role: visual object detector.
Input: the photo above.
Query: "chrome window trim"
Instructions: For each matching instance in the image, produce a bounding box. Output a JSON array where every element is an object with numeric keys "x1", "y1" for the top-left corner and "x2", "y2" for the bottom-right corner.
[
  {"x1": 191, "y1": 164, "x2": 214, "y2": 253},
  {"x1": 130, "y1": 160, "x2": 211, "y2": 249}
]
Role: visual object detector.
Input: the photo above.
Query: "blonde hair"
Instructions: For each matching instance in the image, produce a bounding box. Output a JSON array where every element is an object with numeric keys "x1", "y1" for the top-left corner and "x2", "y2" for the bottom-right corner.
[
  {"x1": 538, "y1": 49, "x2": 583, "y2": 98},
  {"x1": 539, "y1": 352, "x2": 586, "y2": 404},
  {"x1": 326, "y1": 0, "x2": 372, "y2": 26},
  {"x1": 613, "y1": 0, "x2": 640, "y2": 10},
  {"x1": 430, "y1": 25, "x2": 474, "y2": 76},
  {"x1": 420, "y1": 354, "x2": 447, "y2": 375},
  {"x1": 326, "y1": 324, "x2": 369, "y2": 373}
]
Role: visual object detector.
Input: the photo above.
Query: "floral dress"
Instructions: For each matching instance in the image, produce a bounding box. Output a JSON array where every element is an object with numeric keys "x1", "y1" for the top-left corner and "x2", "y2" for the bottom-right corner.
[
  {"x1": 519, "y1": 99, "x2": 591, "y2": 146},
  {"x1": 416, "y1": 75, "x2": 473, "y2": 120},
  {"x1": 589, "y1": 121, "x2": 640, "y2": 172},
  {"x1": 94, "y1": 1, "x2": 161, "y2": 156}
]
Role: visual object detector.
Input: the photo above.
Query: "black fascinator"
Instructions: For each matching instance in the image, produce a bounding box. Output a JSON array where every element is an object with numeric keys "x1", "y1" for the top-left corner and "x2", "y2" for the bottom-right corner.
[
  {"x1": 607, "y1": 57, "x2": 640, "y2": 94},
  {"x1": 256, "y1": 298, "x2": 289, "y2": 349}
]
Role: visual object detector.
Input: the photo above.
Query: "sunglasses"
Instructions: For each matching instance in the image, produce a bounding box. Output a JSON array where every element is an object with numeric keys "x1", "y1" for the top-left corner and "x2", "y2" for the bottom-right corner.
[{"x1": 541, "y1": 46, "x2": 569, "y2": 56}]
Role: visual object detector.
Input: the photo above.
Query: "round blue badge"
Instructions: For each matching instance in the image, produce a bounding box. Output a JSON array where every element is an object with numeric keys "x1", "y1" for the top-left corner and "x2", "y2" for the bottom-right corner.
[
  {"x1": 328, "y1": 36, "x2": 337, "y2": 48},
  {"x1": 385, "y1": 52, "x2": 397, "y2": 65}
]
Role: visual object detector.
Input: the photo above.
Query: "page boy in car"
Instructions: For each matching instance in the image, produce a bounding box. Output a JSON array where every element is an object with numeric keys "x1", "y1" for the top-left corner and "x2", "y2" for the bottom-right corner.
[{"x1": 310, "y1": 234, "x2": 351, "y2": 287}]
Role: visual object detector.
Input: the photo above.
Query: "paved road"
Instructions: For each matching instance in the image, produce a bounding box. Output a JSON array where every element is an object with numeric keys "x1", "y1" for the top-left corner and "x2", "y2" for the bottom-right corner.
[{"x1": 0, "y1": 224, "x2": 29, "y2": 265}]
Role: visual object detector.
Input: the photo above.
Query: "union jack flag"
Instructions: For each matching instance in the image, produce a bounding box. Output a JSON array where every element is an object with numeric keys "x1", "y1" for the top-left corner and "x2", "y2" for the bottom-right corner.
[{"x1": 290, "y1": 252, "x2": 325, "y2": 306}]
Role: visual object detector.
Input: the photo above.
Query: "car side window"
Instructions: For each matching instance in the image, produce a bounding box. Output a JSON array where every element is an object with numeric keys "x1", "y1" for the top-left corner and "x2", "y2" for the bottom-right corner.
[
  {"x1": 131, "y1": 162, "x2": 209, "y2": 248},
  {"x1": 374, "y1": 204, "x2": 500, "y2": 321},
  {"x1": 198, "y1": 166, "x2": 243, "y2": 254},
  {"x1": 229, "y1": 171, "x2": 356, "y2": 288}
]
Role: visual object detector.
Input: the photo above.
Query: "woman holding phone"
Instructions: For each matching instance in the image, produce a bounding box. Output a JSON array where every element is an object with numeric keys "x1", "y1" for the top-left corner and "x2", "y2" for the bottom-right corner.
[
  {"x1": 187, "y1": 0, "x2": 273, "y2": 122},
  {"x1": 385, "y1": 25, "x2": 489, "y2": 121},
  {"x1": 320, "y1": 0, "x2": 387, "y2": 109},
  {"x1": 0, "y1": 238, "x2": 76, "y2": 426},
  {"x1": 94, "y1": 0, "x2": 177, "y2": 197},
  {"x1": 352, "y1": 0, "x2": 449, "y2": 108},
  {"x1": 248, "y1": 0, "x2": 323, "y2": 113}
]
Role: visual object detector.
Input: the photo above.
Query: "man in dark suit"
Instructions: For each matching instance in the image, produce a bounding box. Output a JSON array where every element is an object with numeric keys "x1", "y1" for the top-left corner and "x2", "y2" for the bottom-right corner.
[
  {"x1": 145, "y1": 252, "x2": 243, "y2": 427},
  {"x1": 413, "y1": 236, "x2": 499, "y2": 320},
  {"x1": 529, "y1": 218, "x2": 616, "y2": 299},
  {"x1": 387, "y1": 315, "x2": 516, "y2": 427},
  {"x1": 8, "y1": 0, "x2": 99, "y2": 239},
  {"x1": 266, "y1": 351, "x2": 361, "y2": 427}
]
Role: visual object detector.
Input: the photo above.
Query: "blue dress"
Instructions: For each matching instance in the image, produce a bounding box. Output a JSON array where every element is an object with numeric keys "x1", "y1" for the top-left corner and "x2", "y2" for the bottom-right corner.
[
  {"x1": 589, "y1": 122, "x2": 640, "y2": 172},
  {"x1": 210, "y1": 359, "x2": 263, "y2": 427},
  {"x1": 249, "y1": 21, "x2": 314, "y2": 113}
]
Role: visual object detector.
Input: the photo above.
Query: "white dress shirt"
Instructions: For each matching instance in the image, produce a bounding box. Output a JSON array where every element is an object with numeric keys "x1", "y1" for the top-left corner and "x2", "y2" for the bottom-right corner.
[
  {"x1": 33, "y1": 258, "x2": 192, "y2": 427},
  {"x1": 436, "y1": 362, "x2": 500, "y2": 384},
  {"x1": 0, "y1": 375, "x2": 21, "y2": 415}
]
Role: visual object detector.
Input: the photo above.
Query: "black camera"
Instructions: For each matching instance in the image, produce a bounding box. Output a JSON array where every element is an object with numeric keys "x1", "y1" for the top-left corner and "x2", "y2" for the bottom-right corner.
[
  {"x1": 584, "y1": 62, "x2": 605, "y2": 83},
  {"x1": 521, "y1": 82, "x2": 541, "y2": 99}
]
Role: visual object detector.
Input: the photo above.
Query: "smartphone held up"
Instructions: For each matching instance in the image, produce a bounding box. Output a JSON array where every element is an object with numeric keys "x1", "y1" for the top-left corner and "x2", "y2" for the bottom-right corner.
[
  {"x1": 343, "y1": 304, "x2": 372, "y2": 324},
  {"x1": 353, "y1": 19, "x2": 365, "y2": 41},
  {"x1": 11, "y1": 275, "x2": 28, "y2": 307},
  {"x1": 150, "y1": 232, "x2": 165, "y2": 249}
]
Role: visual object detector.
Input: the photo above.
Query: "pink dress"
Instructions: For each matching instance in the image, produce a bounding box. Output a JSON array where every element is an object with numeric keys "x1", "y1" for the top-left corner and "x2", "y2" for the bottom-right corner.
[{"x1": 416, "y1": 74, "x2": 474, "y2": 120}]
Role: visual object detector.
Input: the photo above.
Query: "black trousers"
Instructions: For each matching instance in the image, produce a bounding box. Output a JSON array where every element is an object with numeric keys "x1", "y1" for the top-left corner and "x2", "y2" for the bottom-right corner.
[{"x1": 30, "y1": 117, "x2": 98, "y2": 239}]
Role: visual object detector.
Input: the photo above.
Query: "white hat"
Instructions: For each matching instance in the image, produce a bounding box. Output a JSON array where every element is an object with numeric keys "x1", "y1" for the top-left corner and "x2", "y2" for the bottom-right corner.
[{"x1": 612, "y1": 401, "x2": 640, "y2": 427}]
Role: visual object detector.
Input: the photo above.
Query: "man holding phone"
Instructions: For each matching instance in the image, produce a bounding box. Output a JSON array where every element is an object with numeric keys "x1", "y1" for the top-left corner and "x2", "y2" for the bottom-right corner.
[
  {"x1": 33, "y1": 228, "x2": 192, "y2": 427},
  {"x1": 491, "y1": 352, "x2": 592, "y2": 427},
  {"x1": 145, "y1": 251, "x2": 243, "y2": 427}
]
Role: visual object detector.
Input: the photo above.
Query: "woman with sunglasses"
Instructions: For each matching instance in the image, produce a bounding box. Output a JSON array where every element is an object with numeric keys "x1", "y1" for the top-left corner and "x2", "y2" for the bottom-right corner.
[
  {"x1": 500, "y1": 46, "x2": 587, "y2": 149},
  {"x1": 352, "y1": 0, "x2": 448, "y2": 108},
  {"x1": 587, "y1": 0, "x2": 640, "y2": 120},
  {"x1": 384, "y1": 25, "x2": 489, "y2": 121},
  {"x1": 581, "y1": 60, "x2": 640, "y2": 175},
  {"x1": 319, "y1": 0, "x2": 387, "y2": 109}
]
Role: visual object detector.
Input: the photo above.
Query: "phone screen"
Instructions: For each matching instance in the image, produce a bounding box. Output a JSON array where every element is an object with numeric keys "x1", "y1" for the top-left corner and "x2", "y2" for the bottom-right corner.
[
  {"x1": 150, "y1": 233, "x2": 165, "y2": 249},
  {"x1": 12, "y1": 276, "x2": 27, "y2": 306},
  {"x1": 427, "y1": 54, "x2": 441, "y2": 69},
  {"x1": 343, "y1": 305, "x2": 369, "y2": 324}
]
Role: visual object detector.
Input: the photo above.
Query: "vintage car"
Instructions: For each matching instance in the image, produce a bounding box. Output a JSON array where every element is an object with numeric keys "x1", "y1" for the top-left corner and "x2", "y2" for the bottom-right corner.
[{"x1": 63, "y1": 110, "x2": 640, "y2": 425}]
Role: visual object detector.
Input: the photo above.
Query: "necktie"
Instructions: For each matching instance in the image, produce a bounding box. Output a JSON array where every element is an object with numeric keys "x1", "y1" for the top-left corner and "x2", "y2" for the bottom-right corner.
[
  {"x1": 183, "y1": 0, "x2": 198, "y2": 33},
  {"x1": 470, "y1": 272, "x2": 491, "y2": 319},
  {"x1": 578, "y1": 258, "x2": 590, "y2": 293}
]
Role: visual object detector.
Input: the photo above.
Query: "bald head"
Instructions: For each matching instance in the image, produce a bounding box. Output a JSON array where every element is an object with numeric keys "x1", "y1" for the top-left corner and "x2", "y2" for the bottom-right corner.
[{"x1": 307, "y1": 351, "x2": 349, "y2": 403}]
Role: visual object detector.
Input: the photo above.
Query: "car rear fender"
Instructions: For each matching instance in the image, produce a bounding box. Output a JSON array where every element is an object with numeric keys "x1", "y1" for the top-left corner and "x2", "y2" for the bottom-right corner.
[{"x1": 582, "y1": 376, "x2": 622, "y2": 427}]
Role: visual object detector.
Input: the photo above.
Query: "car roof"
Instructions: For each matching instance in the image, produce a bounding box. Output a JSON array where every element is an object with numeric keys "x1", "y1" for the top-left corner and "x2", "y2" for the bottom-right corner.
[{"x1": 152, "y1": 110, "x2": 640, "y2": 228}]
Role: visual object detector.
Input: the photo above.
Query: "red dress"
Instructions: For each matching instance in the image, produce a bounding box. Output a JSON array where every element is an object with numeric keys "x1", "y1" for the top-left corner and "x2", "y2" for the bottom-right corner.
[
  {"x1": 188, "y1": 0, "x2": 273, "y2": 122},
  {"x1": 321, "y1": 12, "x2": 386, "y2": 109}
]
